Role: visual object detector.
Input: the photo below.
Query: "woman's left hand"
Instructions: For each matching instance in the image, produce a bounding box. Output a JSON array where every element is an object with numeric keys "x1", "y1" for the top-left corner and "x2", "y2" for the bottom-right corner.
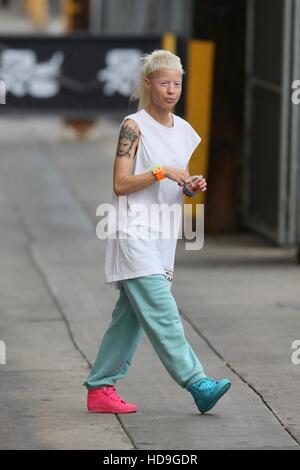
[{"x1": 186, "y1": 175, "x2": 207, "y2": 193}]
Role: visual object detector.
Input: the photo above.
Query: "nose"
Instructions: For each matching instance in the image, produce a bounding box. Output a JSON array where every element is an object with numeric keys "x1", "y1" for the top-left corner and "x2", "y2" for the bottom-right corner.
[{"x1": 167, "y1": 84, "x2": 175, "y2": 94}]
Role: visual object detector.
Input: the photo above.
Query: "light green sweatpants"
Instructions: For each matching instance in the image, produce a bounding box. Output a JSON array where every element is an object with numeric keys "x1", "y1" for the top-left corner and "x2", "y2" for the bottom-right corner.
[{"x1": 83, "y1": 274, "x2": 206, "y2": 390}]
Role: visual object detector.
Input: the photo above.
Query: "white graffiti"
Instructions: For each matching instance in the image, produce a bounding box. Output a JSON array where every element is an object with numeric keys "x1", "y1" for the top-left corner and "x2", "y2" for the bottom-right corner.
[
  {"x1": 0, "y1": 49, "x2": 64, "y2": 98},
  {"x1": 97, "y1": 48, "x2": 143, "y2": 96}
]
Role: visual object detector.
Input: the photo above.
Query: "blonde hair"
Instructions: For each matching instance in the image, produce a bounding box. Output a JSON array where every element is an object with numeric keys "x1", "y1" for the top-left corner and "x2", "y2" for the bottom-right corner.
[{"x1": 129, "y1": 49, "x2": 185, "y2": 111}]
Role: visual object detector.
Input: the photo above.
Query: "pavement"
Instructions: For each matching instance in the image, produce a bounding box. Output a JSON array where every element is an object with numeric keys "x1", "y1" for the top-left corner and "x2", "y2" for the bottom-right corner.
[{"x1": 0, "y1": 114, "x2": 300, "y2": 450}]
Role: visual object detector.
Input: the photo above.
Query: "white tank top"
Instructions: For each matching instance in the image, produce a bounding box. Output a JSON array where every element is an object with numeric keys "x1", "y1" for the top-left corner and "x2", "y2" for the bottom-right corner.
[{"x1": 104, "y1": 108, "x2": 201, "y2": 290}]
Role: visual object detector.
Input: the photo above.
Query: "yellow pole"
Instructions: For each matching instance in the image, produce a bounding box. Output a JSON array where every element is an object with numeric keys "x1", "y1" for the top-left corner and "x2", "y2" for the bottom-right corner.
[
  {"x1": 24, "y1": 0, "x2": 49, "y2": 29},
  {"x1": 185, "y1": 40, "x2": 215, "y2": 218},
  {"x1": 161, "y1": 32, "x2": 177, "y2": 53},
  {"x1": 63, "y1": 0, "x2": 81, "y2": 32}
]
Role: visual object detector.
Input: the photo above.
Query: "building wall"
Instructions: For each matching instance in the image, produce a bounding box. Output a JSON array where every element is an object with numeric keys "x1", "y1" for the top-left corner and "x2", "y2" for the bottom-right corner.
[{"x1": 90, "y1": 0, "x2": 192, "y2": 36}]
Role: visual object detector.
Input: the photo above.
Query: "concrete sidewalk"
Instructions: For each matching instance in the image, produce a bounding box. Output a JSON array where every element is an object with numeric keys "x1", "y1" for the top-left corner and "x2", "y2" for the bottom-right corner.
[{"x1": 0, "y1": 116, "x2": 299, "y2": 450}]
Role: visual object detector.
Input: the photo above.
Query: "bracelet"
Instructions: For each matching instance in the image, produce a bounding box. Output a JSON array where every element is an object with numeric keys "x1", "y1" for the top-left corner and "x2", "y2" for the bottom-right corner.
[{"x1": 183, "y1": 185, "x2": 195, "y2": 197}]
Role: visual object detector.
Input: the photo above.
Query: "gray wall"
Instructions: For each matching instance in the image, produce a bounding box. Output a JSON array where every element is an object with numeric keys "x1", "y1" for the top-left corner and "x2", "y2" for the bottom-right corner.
[{"x1": 90, "y1": 0, "x2": 192, "y2": 36}]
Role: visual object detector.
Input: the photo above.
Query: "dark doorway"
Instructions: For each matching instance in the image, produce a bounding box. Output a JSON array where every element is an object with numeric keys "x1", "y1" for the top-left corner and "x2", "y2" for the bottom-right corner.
[{"x1": 193, "y1": 0, "x2": 247, "y2": 233}]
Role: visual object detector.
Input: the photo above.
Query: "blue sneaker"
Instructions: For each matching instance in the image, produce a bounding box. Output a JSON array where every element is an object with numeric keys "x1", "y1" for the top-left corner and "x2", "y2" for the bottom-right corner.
[{"x1": 187, "y1": 377, "x2": 231, "y2": 414}]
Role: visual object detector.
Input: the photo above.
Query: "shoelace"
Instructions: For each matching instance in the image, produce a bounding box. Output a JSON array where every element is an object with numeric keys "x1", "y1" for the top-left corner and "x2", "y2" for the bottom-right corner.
[
  {"x1": 103, "y1": 386, "x2": 126, "y2": 403},
  {"x1": 193, "y1": 377, "x2": 218, "y2": 392}
]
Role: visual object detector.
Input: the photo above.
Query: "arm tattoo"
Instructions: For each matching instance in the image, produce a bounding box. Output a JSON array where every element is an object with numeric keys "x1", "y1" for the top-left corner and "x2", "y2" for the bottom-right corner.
[{"x1": 116, "y1": 122, "x2": 139, "y2": 158}]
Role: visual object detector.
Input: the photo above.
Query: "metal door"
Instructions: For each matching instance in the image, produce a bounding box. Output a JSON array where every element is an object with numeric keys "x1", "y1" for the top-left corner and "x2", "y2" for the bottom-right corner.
[{"x1": 243, "y1": 0, "x2": 298, "y2": 245}]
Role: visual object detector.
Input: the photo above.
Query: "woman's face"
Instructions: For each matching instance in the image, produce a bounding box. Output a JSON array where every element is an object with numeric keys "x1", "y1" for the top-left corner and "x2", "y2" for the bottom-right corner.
[{"x1": 145, "y1": 68, "x2": 182, "y2": 110}]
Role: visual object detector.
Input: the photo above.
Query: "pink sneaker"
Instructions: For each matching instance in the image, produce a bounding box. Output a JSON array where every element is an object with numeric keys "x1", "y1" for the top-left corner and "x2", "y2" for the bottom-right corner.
[{"x1": 87, "y1": 385, "x2": 137, "y2": 413}]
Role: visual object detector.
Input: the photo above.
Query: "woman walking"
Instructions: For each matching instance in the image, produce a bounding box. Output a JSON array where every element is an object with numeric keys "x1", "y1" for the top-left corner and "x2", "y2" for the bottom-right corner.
[{"x1": 83, "y1": 50, "x2": 231, "y2": 414}]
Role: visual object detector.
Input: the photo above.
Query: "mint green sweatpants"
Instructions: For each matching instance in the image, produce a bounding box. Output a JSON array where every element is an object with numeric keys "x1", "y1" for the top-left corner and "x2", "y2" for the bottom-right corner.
[{"x1": 83, "y1": 274, "x2": 206, "y2": 390}]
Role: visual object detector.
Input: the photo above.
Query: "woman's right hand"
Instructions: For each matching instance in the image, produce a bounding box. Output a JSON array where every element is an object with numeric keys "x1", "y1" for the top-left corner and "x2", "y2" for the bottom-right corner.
[{"x1": 164, "y1": 166, "x2": 191, "y2": 187}]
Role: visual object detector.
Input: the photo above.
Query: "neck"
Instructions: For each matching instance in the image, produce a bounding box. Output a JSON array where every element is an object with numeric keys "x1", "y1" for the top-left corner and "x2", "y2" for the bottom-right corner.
[{"x1": 144, "y1": 103, "x2": 173, "y2": 126}]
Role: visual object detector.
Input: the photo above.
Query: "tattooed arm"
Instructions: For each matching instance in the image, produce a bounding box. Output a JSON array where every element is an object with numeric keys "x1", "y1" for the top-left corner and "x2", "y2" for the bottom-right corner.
[{"x1": 113, "y1": 118, "x2": 157, "y2": 196}]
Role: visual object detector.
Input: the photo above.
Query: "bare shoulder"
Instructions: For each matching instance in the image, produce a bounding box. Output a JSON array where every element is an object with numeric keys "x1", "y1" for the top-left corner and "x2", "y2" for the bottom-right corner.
[
  {"x1": 120, "y1": 117, "x2": 141, "y2": 140},
  {"x1": 122, "y1": 117, "x2": 140, "y2": 131}
]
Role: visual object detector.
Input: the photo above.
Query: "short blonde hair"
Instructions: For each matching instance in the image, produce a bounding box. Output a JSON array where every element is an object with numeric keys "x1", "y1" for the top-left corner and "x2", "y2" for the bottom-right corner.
[{"x1": 130, "y1": 49, "x2": 185, "y2": 110}]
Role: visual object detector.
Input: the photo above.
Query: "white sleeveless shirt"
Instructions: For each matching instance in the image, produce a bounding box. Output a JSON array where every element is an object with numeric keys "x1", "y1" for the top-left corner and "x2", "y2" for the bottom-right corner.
[{"x1": 104, "y1": 108, "x2": 201, "y2": 290}]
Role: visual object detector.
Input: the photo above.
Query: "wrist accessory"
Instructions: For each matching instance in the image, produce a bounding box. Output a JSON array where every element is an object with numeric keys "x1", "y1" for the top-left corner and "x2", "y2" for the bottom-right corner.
[
  {"x1": 183, "y1": 185, "x2": 195, "y2": 197},
  {"x1": 152, "y1": 165, "x2": 166, "y2": 181},
  {"x1": 183, "y1": 175, "x2": 202, "y2": 197}
]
